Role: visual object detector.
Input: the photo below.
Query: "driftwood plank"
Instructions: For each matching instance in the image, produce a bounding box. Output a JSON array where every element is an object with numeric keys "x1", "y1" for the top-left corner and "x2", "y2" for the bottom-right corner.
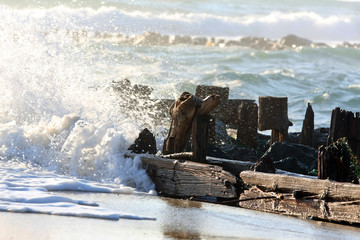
[
  {"x1": 239, "y1": 187, "x2": 360, "y2": 224},
  {"x1": 161, "y1": 152, "x2": 254, "y2": 176},
  {"x1": 125, "y1": 153, "x2": 238, "y2": 198},
  {"x1": 240, "y1": 171, "x2": 360, "y2": 201}
]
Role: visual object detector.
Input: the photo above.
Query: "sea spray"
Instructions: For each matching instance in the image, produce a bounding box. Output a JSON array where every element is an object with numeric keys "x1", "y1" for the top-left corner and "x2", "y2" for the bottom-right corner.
[{"x1": 0, "y1": 4, "x2": 160, "y2": 193}]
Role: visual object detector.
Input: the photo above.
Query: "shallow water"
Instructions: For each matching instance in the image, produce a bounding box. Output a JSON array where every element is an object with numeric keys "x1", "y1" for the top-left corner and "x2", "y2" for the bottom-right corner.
[{"x1": 1, "y1": 193, "x2": 360, "y2": 240}]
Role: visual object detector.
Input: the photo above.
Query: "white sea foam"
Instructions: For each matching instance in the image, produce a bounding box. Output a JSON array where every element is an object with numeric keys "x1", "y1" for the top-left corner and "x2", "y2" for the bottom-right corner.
[
  {"x1": 0, "y1": 7, "x2": 158, "y2": 218},
  {"x1": 0, "y1": 115, "x2": 156, "y2": 192},
  {"x1": 0, "y1": 160, "x2": 156, "y2": 220}
]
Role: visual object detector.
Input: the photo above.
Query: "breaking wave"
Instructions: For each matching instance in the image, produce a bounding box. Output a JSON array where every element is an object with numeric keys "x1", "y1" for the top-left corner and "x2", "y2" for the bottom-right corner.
[{"x1": 0, "y1": 5, "x2": 359, "y2": 42}]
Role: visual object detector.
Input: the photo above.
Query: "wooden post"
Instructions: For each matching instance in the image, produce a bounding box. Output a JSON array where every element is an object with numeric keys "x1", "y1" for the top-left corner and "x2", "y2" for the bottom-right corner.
[
  {"x1": 191, "y1": 95, "x2": 221, "y2": 163},
  {"x1": 191, "y1": 114, "x2": 209, "y2": 163},
  {"x1": 327, "y1": 108, "x2": 360, "y2": 157},
  {"x1": 258, "y1": 96, "x2": 293, "y2": 145},
  {"x1": 299, "y1": 102, "x2": 314, "y2": 147},
  {"x1": 195, "y1": 85, "x2": 229, "y2": 144},
  {"x1": 318, "y1": 139, "x2": 356, "y2": 182},
  {"x1": 162, "y1": 92, "x2": 197, "y2": 155},
  {"x1": 162, "y1": 92, "x2": 220, "y2": 161},
  {"x1": 237, "y1": 101, "x2": 258, "y2": 148}
]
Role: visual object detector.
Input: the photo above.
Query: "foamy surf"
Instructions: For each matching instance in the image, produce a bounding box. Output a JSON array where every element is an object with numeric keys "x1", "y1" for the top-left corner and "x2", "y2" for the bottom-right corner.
[
  {"x1": 0, "y1": 113, "x2": 156, "y2": 220},
  {"x1": 0, "y1": 160, "x2": 156, "y2": 220}
]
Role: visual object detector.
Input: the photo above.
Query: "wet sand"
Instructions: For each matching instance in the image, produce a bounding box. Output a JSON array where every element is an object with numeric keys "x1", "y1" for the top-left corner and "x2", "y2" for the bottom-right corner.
[{"x1": 1, "y1": 192, "x2": 360, "y2": 240}]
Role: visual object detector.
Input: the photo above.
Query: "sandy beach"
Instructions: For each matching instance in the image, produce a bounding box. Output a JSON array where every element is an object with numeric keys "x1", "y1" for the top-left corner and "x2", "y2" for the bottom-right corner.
[{"x1": 1, "y1": 192, "x2": 360, "y2": 240}]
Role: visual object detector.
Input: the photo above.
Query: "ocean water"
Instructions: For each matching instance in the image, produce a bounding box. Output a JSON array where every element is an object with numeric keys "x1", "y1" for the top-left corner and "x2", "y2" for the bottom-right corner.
[{"x1": 0, "y1": 0, "x2": 359, "y2": 220}]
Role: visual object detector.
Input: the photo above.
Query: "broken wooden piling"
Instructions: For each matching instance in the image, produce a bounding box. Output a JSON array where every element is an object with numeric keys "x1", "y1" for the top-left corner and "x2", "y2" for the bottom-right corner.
[
  {"x1": 327, "y1": 107, "x2": 360, "y2": 157},
  {"x1": 299, "y1": 102, "x2": 314, "y2": 147},
  {"x1": 237, "y1": 101, "x2": 258, "y2": 148},
  {"x1": 258, "y1": 96, "x2": 293, "y2": 145},
  {"x1": 162, "y1": 91, "x2": 220, "y2": 163}
]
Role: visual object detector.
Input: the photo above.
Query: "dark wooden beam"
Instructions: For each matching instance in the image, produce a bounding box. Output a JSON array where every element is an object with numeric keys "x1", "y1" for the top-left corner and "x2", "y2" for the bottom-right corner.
[
  {"x1": 125, "y1": 153, "x2": 238, "y2": 198},
  {"x1": 240, "y1": 171, "x2": 360, "y2": 201}
]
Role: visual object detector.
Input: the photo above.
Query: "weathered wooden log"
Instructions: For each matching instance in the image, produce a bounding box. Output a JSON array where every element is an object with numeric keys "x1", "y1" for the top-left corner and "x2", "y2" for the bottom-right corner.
[
  {"x1": 162, "y1": 92, "x2": 220, "y2": 162},
  {"x1": 162, "y1": 152, "x2": 254, "y2": 176},
  {"x1": 299, "y1": 102, "x2": 314, "y2": 147},
  {"x1": 327, "y1": 107, "x2": 360, "y2": 157},
  {"x1": 240, "y1": 170, "x2": 360, "y2": 201},
  {"x1": 239, "y1": 186, "x2": 360, "y2": 224},
  {"x1": 237, "y1": 101, "x2": 258, "y2": 148},
  {"x1": 125, "y1": 153, "x2": 238, "y2": 198},
  {"x1": 258, "y1": 96, "x2": 293, "y2": 144}
]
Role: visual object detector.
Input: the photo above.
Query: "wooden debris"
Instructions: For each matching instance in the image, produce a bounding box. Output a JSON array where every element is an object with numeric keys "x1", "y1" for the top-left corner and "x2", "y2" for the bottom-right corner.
[
  {"x1": 125, "y1": 153, "x2": 238, "y2": 198},
  {"x1": 239, "y1": 171, "x2": 360, "y2": 224},
  {"x1": 240, "y1": 171, "x2": 360, "y2": 201},
  {"x1": 318, "y1": 138, "x2": 357, "y2": 182},
  {"x1": 239, "y1": 186, "x2": 360, "y2": 224},
  {"x1": 258, "y1": 96, "x2": 293, "y2": 144},
  {"x1": 299, "y1": 102, "x2": 314, "y2": 147},
  {"x1": 162, "y1": 152, "x2": 254, "y2": 176},
  {"x1": 151, "y1": 97, "x2": 255, "y2": 128},
  {"x1": 213, "y1": 99, "x2": 256, "y2": 127},
  {"x1": 195, "y1": 85, "x2": 229, "y2": 103},
  {"x1": 237, "y1": 101, "x2": 258, "y2": 148},
  {"x1": 191, "y1": 114, "x2": 210, "y2": 163},
  {"x1": 162, "y1": 92, "x2": 197, "y2": 155},
  {"x1": 327, "y1": 107, "x2": 360, "y2": 157},
  {"x1": 162, "y1": 92, "x2": 220, "y2": 162},
  {"x1": 195, "y1": 85, "x2": 228, "y2": 144}
]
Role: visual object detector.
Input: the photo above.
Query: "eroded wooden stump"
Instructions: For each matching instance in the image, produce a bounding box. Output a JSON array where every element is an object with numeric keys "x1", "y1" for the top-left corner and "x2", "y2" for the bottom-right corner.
[
  {"x1": 195, "y1": 85, "x2": 229, "y2": 144},
  {"x1": 258, "y1": 96, "x2": 293, "y2": 145},
  {"x1": 299, "y1": 102, "x2": 314, "y2": 147},
  {"x1": 162, "y1": 92, "x2": 197, "y2": 155},
  {"x1": 162, "y1": 92, "x2": 221, "y2": 163},
  {"x1": 318, "y1": 138, "x2": 357, "y2": 182},
  {"x1": 327, "y1": 107, "x2": 360, "y2": 157},
  {"x1": 237, "y1": 101, "x2": 258, "y2": 148}
]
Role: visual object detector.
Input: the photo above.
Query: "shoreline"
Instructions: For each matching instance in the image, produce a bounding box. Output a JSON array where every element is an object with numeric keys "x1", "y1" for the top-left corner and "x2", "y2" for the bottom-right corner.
[{"x1": 1, "y1": 192, "x2": 360, "y2": 239}]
